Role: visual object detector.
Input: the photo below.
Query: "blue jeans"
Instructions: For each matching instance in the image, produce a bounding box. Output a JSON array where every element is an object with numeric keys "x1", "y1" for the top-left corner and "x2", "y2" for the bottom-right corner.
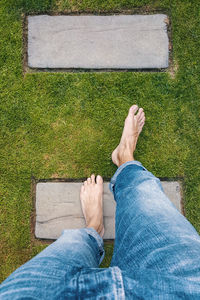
[{"x1": 1, "y1": 161, "x2": 200, "y2": 299}]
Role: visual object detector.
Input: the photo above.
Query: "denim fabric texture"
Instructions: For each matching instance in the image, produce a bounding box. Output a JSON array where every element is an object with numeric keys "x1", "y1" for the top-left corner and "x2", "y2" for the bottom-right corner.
[{"x1": 1, "y1": 161, "x2": 200, "y2": 299}]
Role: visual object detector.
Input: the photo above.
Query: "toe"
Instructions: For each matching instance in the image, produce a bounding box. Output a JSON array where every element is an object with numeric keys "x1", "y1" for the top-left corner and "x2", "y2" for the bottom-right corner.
[
  {"x1": 84, "y1": 180, "x2": 87, "y2": 187},
  {"x1": 91, "y1": 174, "x2": 95, "y2": 184},
  {"x1": 139, "y1": 119, "x2": 145, "y2": 126},
  {"x1": 129, "y1": 104, "x2": 138, "y2": 116},
  {"x1": 87, "y1": 177, "x2": 91, "y2": 184},
  {"x1": 81, "y1": 185, "x2": 85, "y2": 193},
  {"x1": 139, "y1": 113, "x2": 145, "y2": 122},
  {"x1": 96, "y1": 175, "x2": 103, "y2": 185},
  {"x1": 137, "y1": 108, "x2": 144, "y2": 120},
  {"x1": 139, "y1": 119, "x2": 145, "y2": 132},
  {"x1": 139, "y1": 115, "x2": 145, "y2": 123}
]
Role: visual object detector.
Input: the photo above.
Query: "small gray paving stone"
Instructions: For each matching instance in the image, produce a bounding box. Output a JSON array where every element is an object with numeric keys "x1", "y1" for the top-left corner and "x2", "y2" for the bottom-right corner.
[
  {"x1": 35, "y1": 181, "x2": 182, "y2": 240},
  {"x1": 28, "y1": 14, "x2": 169, "y2": 69}
]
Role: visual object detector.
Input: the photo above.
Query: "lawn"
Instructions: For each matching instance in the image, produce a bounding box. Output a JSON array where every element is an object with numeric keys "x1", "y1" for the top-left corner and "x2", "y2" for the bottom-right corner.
[{"x1": 0, "y1": 0, "x2": 200, "y2": 281}]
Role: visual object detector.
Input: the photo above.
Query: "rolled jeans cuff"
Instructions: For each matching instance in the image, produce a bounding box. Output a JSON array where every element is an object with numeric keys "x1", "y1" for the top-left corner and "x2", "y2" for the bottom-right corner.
[
  {"x1": 84, "y1": 227, "x2": 105, "y2": 264},
  {"x1": 109, "y1": 160, "x2": 146, "y2": 195}
]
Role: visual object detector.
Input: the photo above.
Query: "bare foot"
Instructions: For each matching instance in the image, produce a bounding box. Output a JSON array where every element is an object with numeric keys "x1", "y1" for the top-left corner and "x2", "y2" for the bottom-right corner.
[
  {"x1": 112, "y1": 105, "x2": 145, "y2": 167},
  {"x1": 80, "y1": 174, "x2": 104, "y2": 237}
]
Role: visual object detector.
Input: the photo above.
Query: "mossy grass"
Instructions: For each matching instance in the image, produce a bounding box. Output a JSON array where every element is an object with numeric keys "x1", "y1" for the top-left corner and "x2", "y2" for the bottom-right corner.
[{"x1": 0, "y1": 0, "x2": 200, "y2": 280}]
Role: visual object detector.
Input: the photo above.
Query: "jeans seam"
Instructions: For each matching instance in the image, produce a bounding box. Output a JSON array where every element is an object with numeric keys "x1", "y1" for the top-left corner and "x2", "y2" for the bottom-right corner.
[{"x1": 111, "y1": 266, "x2": 125, "y2": 300}]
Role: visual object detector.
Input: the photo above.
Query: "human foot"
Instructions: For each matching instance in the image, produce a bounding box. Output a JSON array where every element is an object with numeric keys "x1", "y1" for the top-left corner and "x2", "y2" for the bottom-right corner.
[
  {"x1": 80, "y1": 174, "x2": 104, "y2": 237},
  {"x1": 112, "y1": 105, "x2": 145, "y2": 167}
]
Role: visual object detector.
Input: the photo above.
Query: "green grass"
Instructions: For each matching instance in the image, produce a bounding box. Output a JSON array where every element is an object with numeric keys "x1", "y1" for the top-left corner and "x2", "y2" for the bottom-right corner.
[{"x1": 1, "y1": 0, "x2": 200, "y2": 281}]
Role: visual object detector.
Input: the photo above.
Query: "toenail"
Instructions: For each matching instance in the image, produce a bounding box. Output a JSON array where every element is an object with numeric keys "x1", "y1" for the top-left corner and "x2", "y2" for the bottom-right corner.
[{"x1": 132, "y1": 104, "x2": 138, "y2": 109}]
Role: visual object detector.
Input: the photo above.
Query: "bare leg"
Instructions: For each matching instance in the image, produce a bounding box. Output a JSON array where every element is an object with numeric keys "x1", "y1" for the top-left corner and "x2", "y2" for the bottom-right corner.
[
  {"x1": 80, "y1": 174, "x2": 104, "y2": 237},
  {"x1": 112, "y1": 104, "x2": 145, "y2": 166}
]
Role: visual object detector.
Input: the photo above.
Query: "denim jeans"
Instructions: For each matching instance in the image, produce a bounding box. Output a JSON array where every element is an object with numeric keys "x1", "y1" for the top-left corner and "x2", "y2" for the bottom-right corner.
[{"x1": 1, "y1": 161, "x2": 200, "y2": 299}]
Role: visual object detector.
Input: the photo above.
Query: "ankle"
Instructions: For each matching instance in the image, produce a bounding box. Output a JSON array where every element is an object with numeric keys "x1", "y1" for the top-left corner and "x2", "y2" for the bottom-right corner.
[
  {"x1": 87, "y1": 222, "x2": 102, "y2": 235},
  {"x1": 118, "y1": 156, "x2": 134, "y2": 167},
  {"x1": 117, "y1": 149, "x2": 134, "y2": 167}
]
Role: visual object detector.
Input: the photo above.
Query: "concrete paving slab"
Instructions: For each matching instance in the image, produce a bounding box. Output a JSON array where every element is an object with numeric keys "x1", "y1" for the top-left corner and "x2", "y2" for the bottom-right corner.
[
  {"x1": 35, "y1": 180, "x2": 182, "y2": 240},
  {"x1": 28, "y1": 14, "x2": 169, "y2": 69}
]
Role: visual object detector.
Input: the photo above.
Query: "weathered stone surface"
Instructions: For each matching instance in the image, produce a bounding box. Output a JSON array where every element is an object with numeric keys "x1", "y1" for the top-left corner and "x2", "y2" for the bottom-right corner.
[
  {"x1": 35, "y1": 181, "x2": 182, "y2": 240},
  {"x1": 28, "y1": 14, "x2": 169, "y2": 69}
]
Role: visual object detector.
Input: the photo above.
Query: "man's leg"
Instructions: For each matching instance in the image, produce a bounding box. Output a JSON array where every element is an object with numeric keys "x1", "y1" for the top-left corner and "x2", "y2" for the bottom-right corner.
[
  {"x1": 0, "y1": 176, "x2": 105, "y2": 299},
  {"x1": 110, "y1": 105, "x2": 200, "y2": 279}
]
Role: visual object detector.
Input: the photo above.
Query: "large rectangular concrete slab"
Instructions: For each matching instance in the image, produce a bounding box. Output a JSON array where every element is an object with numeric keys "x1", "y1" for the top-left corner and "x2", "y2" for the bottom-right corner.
[
  {"x1": 35, "y1": 181, "x2": 182, "y2": 240},
  {"x1": 28, "y1": 14, "x2": 169, "y2": 69}
]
